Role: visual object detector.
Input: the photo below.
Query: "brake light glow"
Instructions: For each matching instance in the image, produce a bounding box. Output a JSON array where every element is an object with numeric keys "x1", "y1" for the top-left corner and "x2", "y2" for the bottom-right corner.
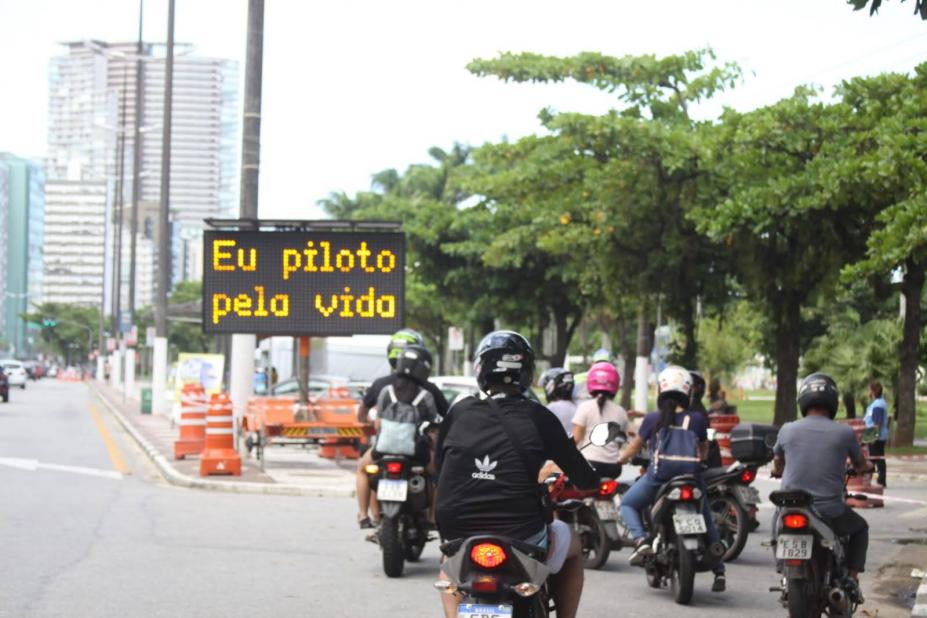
[
  {"x1": 599, "y1": 480, "x2": 619, "y2": 497},
  {"x1": 385, "y1": 461, "x2": 403, "y2": 475},
  {"x1": 471, "y1": 576, "x2": 499, "y2": 592},
  {"x1": 470, "y1": 543, "x2": 507, "y2": 569},
  {"x1": 740, "y1": 469, "x2": 756, "y2": 484},
  {"x1": 785, "y1": 559, "x2": 804, "y2": 567},
  {"x1": 679, "y1": 485, "x2": 694, "y2": 501},
  {"x1": 783, "y1": 513, "x2": 808, "y2": 529}
]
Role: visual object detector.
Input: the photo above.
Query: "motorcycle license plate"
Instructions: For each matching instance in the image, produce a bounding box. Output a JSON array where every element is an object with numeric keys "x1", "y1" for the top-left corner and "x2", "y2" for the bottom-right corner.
[
  {"x1": 672, "y1": 513, "x2": 707, "y2": 535},
  {"x1": 735, "y1": 485, "x2": 761, "y2": 505},
  {"x1": 457, "y1": 603, "x2": 512, "y2": 618},
  {"x1": 595, "y1": 500, "x2": 618, "y2": 521},
  {"x1": 776, "y1": 534, "x2": 813, "y2": 560},
  {"x1": 377, "y1": 479, "x2": 408, "y2": 502}
]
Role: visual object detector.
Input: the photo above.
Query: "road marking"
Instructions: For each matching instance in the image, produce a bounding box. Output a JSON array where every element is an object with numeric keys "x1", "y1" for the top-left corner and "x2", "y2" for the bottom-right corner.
[
  {"x1": 0, "y1": 456, "x2": 123, "y2": 480},
  {"x1": 88, "y1": 403, "x2": 130, "y2": 475},
  {"x1": 757, "y1": 473, "x2": 927, "y2": 506}
]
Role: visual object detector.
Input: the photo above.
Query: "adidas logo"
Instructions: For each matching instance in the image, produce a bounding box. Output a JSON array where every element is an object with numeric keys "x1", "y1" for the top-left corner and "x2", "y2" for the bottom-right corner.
[{"x1": 472, "y1": 455, "x2": 498, "y2": 480}]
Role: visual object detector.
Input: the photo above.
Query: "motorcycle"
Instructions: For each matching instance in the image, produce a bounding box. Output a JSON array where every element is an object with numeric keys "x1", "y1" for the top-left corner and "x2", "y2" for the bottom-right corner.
[
  {"x1": 366, "y1": 454, "x2": 433, "y2": 577},
  {"x1": 705, "y1": 461, "x2": 761, "y2": 561},
  {"x1": 768, "y1": 427, "x2": 878, "y2": 618},
  {"x1": 641, "y1": 474, "x2": 726, "y2": 605},
  {"x1": 545, "y1": 435, "x2": 632, "y2": 570},
  {"x1": 436, "y1": 422, "x2": 624, "y2": 618}
]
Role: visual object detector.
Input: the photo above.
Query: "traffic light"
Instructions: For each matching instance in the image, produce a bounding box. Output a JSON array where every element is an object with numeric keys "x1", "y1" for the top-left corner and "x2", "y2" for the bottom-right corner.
[{"x1": 42, "y1": 317, "x2": 57, "y2": 328}]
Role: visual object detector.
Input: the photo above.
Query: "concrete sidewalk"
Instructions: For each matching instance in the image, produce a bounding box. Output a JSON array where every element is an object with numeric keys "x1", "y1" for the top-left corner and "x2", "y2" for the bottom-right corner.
[{"x1": 90, "y1": 381, "x2": 356, "y2": 497}]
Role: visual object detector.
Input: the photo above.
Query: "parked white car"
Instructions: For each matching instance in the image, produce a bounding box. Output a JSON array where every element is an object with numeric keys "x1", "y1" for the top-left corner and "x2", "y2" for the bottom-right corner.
[
  {"x1": 429, "y1": 375, "x2": 541, "y2": 407},
  {"x1": 1, "y1": 360, "x2": 28, "y2": 389}
]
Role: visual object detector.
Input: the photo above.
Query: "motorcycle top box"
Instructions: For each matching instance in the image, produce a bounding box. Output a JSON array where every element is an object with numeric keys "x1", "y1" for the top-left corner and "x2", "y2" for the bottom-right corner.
[{"x1": 729, "y1": 423, "x2": 778, "y2": 463}]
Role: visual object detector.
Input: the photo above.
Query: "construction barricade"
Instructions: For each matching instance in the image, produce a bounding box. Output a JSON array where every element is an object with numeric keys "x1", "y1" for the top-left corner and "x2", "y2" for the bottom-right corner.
[
  {"x1": 174, "y1": 383, "x2": 207, "y2": 459},
  {"x1": 200, "y1": 393, "x2": 241, "y2": 476},
  {"x1": 710, "y1": 414, "x2": 741, "y2": 465}
]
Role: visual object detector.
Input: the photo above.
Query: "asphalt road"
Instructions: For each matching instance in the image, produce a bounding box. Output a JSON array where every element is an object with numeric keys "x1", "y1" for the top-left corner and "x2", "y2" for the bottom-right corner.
[{"x1": 1, "y1": 380, "x2": 924, "y2": 617}]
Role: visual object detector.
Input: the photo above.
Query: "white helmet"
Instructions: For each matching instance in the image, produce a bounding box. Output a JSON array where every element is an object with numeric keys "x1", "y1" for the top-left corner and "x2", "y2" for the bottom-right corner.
[{"x1": 657, "y1": 365, "x2": 692, "y2": 406}]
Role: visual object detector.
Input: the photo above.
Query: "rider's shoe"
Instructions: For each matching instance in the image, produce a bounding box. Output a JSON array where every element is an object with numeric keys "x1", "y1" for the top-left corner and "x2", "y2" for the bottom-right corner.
[
  {"x1": 712, "y1": 575, "x2": 726, "y2": 593},
  {"x1": 628, "y1": 539, "x2": 654, "y2": 566},
  {"x1": 358, "y1": 516, "x2": 374, "y2": 529},
  {"x1": 844, "y1": 578, "x2": 864, "y2": 604}
]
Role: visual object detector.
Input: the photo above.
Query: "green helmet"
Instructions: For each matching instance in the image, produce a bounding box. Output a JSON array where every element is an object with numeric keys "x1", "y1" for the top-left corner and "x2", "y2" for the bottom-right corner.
[{"x1": 387, "y1": 329, "x2": 424, "y2": 367}]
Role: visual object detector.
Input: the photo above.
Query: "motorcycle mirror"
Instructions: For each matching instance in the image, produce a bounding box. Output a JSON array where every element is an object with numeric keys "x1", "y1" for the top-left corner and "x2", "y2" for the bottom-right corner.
[
  {"x1": 764, "y1": 433, "x2": 778, "y2": 448},
  {"x1": 860, "y1": 427, "x2": 879, "y2": 444},
  {"x1": 589, "y1": 422, "x2": 623, "y2": 447}
]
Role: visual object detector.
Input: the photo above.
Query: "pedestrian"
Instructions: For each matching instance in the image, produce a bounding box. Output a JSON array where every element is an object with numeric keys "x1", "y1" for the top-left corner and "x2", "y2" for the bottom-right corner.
[{"x1": 864, "y1": 381, "x2": 889, "y2": 488}]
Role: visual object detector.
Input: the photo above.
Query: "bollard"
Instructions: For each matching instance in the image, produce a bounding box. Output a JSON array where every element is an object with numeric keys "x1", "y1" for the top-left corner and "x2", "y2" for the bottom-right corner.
[
  {"x1": 174, "y1": 383, "x2": 207, "y2": 459},
  {"x1": 200, "y1": 393, "x2": 241, "y2": 476},
  {"x1": 710, "y1": 414, "x2": 741, "y2": 465}
]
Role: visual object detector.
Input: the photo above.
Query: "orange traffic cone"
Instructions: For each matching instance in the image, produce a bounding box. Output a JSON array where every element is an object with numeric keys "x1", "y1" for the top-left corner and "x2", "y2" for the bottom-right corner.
[
  {"x1": 174, "y1": 383, "x2": 207, "y2": 459},
  {"x1": 200, "y1": 393, "x2": 241, "y2": 476}
]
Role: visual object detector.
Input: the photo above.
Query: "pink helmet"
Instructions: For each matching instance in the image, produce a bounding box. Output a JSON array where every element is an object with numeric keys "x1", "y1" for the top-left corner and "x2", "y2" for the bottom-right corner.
[{"x1": 587, "y1": 361, "x2": 620, "y2": 395}]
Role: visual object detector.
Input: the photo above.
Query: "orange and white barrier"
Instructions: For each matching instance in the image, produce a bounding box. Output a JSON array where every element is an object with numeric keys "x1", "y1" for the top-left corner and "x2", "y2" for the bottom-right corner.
[
  {"x1": 174, "y1": 383, "x2": 207, "y2": 460},
  {"x1": 710, "y1": 414, "x2": 740, "y2": 465},
  {"x1": 843, "y1": 419, "x2": 884, "y2": 508},
  {"x1": 200, "y1": 393, "x2": 241, "y2": 476}
]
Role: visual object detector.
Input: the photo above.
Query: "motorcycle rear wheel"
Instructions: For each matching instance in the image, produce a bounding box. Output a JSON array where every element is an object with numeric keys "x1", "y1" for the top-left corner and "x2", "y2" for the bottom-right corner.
[
  {"x1": 787, "y1": 577, "x2": 819, "y2": 617},
  {"x1": 671, "y1": 535, "x2": 695, "y2": 605},
  {"x1": 402, "y1": 518, "x2": 425, "y2": 562},
  {"x1": 710, "y1": 493, "x2": 749, "y2": 561},
  {"x1": 380, "y1": 516, "x2": 405, "y2": 578},
  {"x1": 578, "y1": 506, "x2": 611, "y2": 570}
]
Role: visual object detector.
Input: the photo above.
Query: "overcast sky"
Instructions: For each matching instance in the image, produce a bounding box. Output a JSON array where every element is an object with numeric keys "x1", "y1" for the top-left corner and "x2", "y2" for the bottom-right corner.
[{"x1": 0, "y1": 0, "x2": 924, "y2": 219}]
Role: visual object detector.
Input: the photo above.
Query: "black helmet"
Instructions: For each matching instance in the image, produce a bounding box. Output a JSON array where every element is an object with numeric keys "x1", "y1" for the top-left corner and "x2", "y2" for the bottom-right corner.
[
  {"x1": 395, "y1": 344, "x2": 433, "y2": 384},
  {"x1": 797, "y1": 373, "x2": 839, "y2": 418},
  {"x1": 387, "y1": 328, "x2": 424, "y2": 368},
  {"x1": 690, "y1": 371, "x2": 706, "y2": 401},
  {"x1": 474, "y1": 330, "x2": 535, "y2": 393},
  {"x1": 540, "y1": 368, "x2": 574, "y2": 403}
]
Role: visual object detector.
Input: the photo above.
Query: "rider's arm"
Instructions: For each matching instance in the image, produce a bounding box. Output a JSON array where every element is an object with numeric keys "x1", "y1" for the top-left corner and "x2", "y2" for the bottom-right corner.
[
  {"x1": 699, "y1": 440, "x2": 710, "y2": 462},
  {"x1": 847, "y1": 428, "x2": 870, "y2": 474},
  {"x1": 771, "y1": 423, "x2": 788, "y2": 478},
  {"x1": 617, "y1": 434, "x2": 643, "y2": 465},
  {"x1": 771, "y1": 453, "x2": 785, "y2": 479},
  {"x1": 572, "y1": 423, "x2": 586, "y2": 446},
  {"x1": 538, "y1": 408, "x2": 598, "y2": 490},
  {"x1": 357, "y1": 403, "x2": 371, "y2": 423}
]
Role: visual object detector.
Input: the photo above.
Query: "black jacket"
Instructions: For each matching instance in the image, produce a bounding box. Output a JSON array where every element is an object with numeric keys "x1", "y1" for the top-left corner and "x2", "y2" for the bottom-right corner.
[{"x1": 435, "y1": 394, "x2": 598, "y2": 541}]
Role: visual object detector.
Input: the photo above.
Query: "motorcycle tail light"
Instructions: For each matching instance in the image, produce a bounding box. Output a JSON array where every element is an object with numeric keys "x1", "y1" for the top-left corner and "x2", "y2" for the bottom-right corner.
[
  {"x1": 784, "y1": 559, "x2": 804, "y2": 566},
  {"x1": 740, "y1": 469, "x2": 756, "y2": 484},
  {"x1": 385, "y1": 461, "x2": 403, "y2": 475},
  {"x1": 679, "y1": 485, "x2": 695, "y2": 501},
  {"x1": 471, "y1": 576, "x2": 499, "y2": 593},
  {"x1": 783, "y1": 513, "x2": 808, "y2": 529},
  {"x1": 599, "y1": 480, "x2": 619, "y2": 497},
  {"x1": 364, "y1": 464, "x2": 380, "y2": 475},
  {"x1": 470, "y1": 543, "x2": 507, "y2": 569}
]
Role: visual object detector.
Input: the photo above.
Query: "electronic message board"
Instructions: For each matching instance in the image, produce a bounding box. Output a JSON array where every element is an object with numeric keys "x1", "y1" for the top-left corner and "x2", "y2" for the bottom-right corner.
[{"x1": 202, "y1": 230, "x2": 405, "y2": 336}]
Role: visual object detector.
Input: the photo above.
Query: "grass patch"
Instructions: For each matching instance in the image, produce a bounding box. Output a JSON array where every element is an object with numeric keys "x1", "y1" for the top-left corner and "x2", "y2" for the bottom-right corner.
[{"x1": 886, "y1": 445, "x2": 927, "y2": 456}]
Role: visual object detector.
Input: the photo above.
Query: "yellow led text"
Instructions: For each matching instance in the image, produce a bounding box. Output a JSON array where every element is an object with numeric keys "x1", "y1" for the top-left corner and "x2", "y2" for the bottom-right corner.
[
  {"x1": 282, "y1": 241, "x2": 396, "y2": 280},
  {"x1": 213, "y1": 239, "x2": 257, "y2": 272},
  {"x1": 314, "y1": 287, "x2": 396, "y2": 318},
  {"x1": 212, "y1": 286, "x2": 289, "y2": 324}
]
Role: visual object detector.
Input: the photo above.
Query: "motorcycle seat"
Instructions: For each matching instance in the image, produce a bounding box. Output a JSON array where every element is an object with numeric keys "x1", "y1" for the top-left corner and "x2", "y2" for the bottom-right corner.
[
  {"x1": 440, "y1": 535, "x2": 547, "y2": 562},
  {"x1": 703, "y1": 467, "x2": 731, "y2": 483}
]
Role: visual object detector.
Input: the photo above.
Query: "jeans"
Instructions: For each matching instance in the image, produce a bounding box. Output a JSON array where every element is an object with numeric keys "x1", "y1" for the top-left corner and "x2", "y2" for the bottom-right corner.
[
  {"x1": 619, "y1": 468, "x2": 725, "y2": 574},
  {"x1": 869, "y1": 440, "x2": 887, "y2": 487},
  {"x1": 826, "y1": 506, "x2": 869, "y2": 573}
]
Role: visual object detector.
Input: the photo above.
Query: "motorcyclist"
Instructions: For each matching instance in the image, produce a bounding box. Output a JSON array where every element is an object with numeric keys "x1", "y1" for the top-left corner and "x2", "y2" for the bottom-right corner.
[
  {"x1": 540, "y1": 367, "x2": 577, "y2": 435},
  {"x1": 617, "y1": 365, "x2": 727, "y2": 592},
  {"x1": 572, "y1": 347, "x2": 611, "y2": 401},
  {"x1": 771, "y1": 373, "x2": 871, "y2": 602},
  {"x1": 435, "y1": 331, "x2": 598, "y2": 618},
  {"x1": 572, "y1": 361, "x2": 628, "y2": 478},
  {"x1": 355, "y1": 329, "x2": 449, "y2": 528},
  {"x1": 690, "y1": 371, "x2": 723, "y2": 468}
]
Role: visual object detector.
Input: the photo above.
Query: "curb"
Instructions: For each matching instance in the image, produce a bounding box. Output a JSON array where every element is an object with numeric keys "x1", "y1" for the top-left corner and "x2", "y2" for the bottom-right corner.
[
  {"x1": 90, "y1": 383, "x2": 354, "y2": 498},
  {"x1": 914, "y1": 577, "x2": 927, "y2": 617}
]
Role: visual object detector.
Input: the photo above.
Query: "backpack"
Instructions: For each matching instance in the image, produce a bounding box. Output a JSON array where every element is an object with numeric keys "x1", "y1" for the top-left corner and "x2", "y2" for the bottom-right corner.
[
  {"x1": 375, "y1": 385, "x2": 427, "y2": 456},
  {"x1": 652, "y1": 414, "x2": 702, "y2": 481}
]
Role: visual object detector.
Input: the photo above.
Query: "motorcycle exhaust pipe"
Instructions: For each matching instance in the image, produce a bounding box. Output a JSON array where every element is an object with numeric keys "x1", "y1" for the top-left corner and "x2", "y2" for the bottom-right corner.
[
  {"x1": 706, "y1": 541, "x2": 726, "y2": 565},
  {"x1": 828, "y1": 587, "x2": 848, "y2": 610}
]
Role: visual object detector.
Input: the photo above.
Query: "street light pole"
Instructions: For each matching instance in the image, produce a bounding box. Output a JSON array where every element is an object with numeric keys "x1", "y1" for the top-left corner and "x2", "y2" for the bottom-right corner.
[
  {"x1": 129, "y1": 0, "x2": 144, "y2": 318},
  {"x1": 230, "y1": 0, "x2": 265, "y2": 422},
  {"x1": 152, "y1": 0, "x2": 175, "y2": 416},
  {"x1": 110, "y1": 64, "x2": 129, "y2": 389}
]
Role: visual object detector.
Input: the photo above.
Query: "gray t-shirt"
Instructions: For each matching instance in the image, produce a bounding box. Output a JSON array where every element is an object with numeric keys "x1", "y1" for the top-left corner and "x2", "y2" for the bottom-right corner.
[
  {"x1": 546, "y1": 400, "x2": 578, "y2": 436},
  {"x1": 773, "y1": 415, "x2": 863, "y2": 518}
]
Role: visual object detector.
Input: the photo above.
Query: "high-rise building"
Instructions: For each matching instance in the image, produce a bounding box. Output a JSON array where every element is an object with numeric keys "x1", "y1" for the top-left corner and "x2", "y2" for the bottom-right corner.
[
  {"x1": 42, "y1": 179, "x2": 107, "y2": 307},
  {"x1": 0, "y1": 165, "x2": 8, "y2": 341},
  {"x1": 0, "y1": 154, "x2": 44, "y2": 356},
  {"x1": 45, "y1": 40, "x2": 238, "y2": 314}
]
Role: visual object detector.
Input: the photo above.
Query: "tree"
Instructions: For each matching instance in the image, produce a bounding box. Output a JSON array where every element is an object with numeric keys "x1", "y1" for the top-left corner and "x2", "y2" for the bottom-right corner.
[
  {"x1": 698, "y1": 87, "x2": 875, "y2": 425},
  {"x1": 466, "y1": 49, "x2": 740, "y2": 368},
  {"x1": 22, "y1": 303, "x2": 99, "y2": 362},
  {"x1": 841, "y1": 64, "x2": 927, "y2": 445},
  {"x1": 849, "y1": 0, "x2": 927, "y2": 19}
]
